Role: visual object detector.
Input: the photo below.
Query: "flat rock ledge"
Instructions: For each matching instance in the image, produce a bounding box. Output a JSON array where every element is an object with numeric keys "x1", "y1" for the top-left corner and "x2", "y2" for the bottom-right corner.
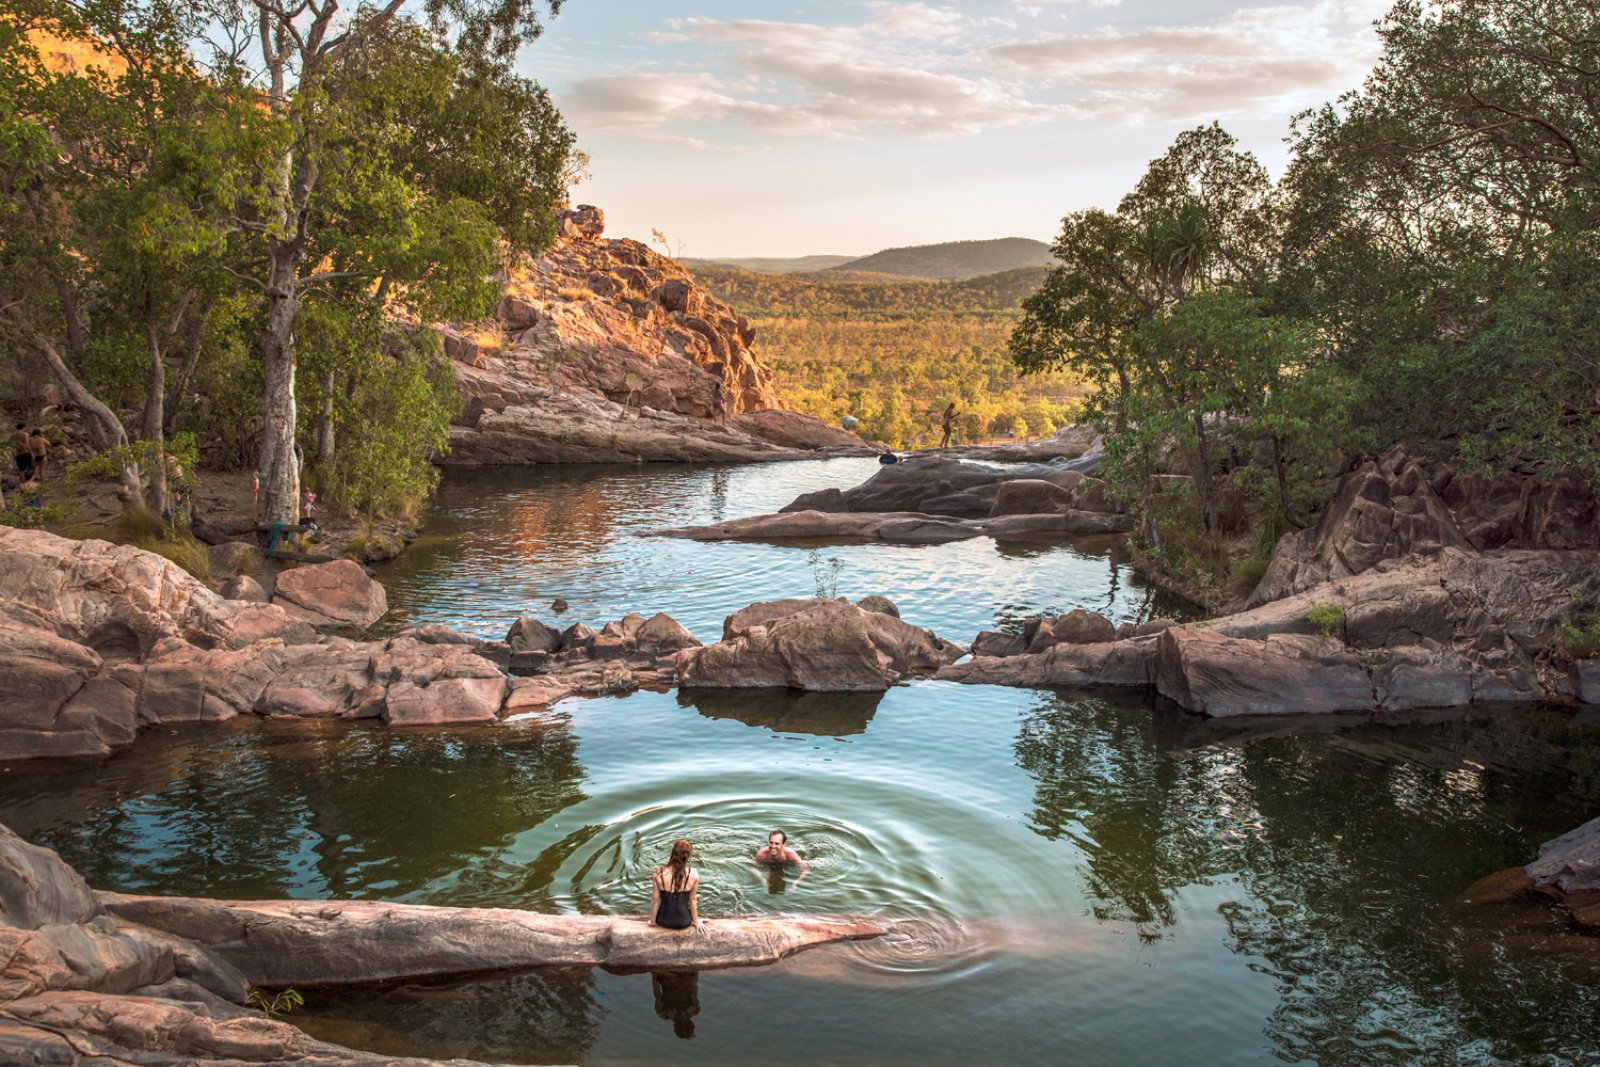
[
  {"x1": 0, "y1": 819, "x2": 881, "y2": 1067},
  {"x1": 101, "y1": 894, "x2": 886, "y2": 983},
  {"x1": 656, "y1": 507, "x2": 1132, "y2": 544},
  {"x1": 939, "y1": 548, "x2": 1600, "y2": 716}
]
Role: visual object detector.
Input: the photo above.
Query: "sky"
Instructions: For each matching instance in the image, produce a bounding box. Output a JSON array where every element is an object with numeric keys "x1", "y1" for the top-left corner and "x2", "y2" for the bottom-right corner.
[{"x1": 516, "y1": 0, "x2": 1393, "y2": 257}]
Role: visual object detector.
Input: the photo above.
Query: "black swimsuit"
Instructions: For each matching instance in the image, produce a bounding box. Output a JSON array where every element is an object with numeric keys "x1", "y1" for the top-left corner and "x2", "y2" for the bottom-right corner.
[{"x1": 655, "y1": 871, "x2": 693, "y2": 929}]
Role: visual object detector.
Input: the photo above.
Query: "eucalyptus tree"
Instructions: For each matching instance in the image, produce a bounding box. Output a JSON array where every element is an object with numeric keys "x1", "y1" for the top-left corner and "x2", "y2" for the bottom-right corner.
[
  {"x1": 1012, "y1": 125, "x2": 1291, "y2": 560},
  {"x1": 208, "y1": 0, "x2": 567, "y2": 524},
  {"x1": 0, "y1": 2, "x2": 266, "y2": 510}
]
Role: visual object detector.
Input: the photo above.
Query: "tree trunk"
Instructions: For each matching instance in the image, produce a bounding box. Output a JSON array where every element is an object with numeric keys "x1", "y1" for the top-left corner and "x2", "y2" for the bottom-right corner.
[
  {"x1": 259, "y1": 249, "x2": 303, "y2": 525},
  {"x1": 1271, "y1": 436, "x2": 1305, "y2": 531},
  {"x1": 6, "y1": 309, "x2": 140, "y2": 500},
  {"x1": 144, "y1": 324, "x2": 168, "y2": 517},
  {"x1": 1190, "y1": 409, "x2": 1222, "y2": 561},
  {"x1": 317, "y1": 369, "x2": 336, "y2": 467}
]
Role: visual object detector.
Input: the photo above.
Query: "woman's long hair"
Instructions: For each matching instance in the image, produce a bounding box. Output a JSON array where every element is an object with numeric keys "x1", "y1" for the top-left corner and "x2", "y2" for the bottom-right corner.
[{"x1": 664, "y1": 838, "x2": 692, "y2": 892}]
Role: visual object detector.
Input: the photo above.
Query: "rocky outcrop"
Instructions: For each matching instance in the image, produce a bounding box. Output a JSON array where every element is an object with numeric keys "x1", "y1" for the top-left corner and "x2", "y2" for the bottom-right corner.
[
  {"x1": 678, "y1": 598, "x2": 960, "y2": 692},
  {"x1": 941, "y1": 548, "x2": 1600, "y2": 715},
  {"x1": 655, "y1": 448, "x2": 1132, "y2": 543},
  {"x1": 271, "y1": 558, "x2": 388, "y2": 629},
  {"x1": 440, "y1": 205, "x2": 872, "y2": 464},
  {"x1": 0, "y1": 818, "x2": 882, "y2": 1067},
  {"x1": 783, "y1": 451, "x2": 1112, "y2": 517},
  {"x1": 1250, "y1": 445, "x2": 1599, "y2": 607}
]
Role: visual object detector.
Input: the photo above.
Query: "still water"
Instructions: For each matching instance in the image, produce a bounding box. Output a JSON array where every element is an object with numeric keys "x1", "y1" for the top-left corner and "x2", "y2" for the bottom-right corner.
[
  {"x1": 375, "y1": 458, "x2": 1185, "y2": 642},
  {"x1": 2, "y1": 459, "x2": 1598, "y2": 1066}
]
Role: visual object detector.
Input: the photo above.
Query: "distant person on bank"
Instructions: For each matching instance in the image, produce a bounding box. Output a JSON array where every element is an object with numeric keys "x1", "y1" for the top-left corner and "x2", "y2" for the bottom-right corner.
[
  {"x1": 648, "y1": 838, "x2": 707, "y2": 934},
  {"x1": 940, "y1": 402, "x2": 957, "y2": 449},
  {"x1": 27, "y1": 429, "x2": 50, "y2": 481},
  {"x1": 10, "y1": 423, "x2": 33, "y2": 479},
  {"x1": 753, "y1": 829, "x2": 809, "y2": 881}
]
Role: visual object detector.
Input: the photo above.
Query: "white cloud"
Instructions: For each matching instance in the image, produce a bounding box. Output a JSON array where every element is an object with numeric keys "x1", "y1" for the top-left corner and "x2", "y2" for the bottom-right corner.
[
  {"x1": 566, "y1": 0, "x2": 1387, "y2": 141},
  {"x1": 989, "y1": 0, "x2": 1389, "y2": 121}
]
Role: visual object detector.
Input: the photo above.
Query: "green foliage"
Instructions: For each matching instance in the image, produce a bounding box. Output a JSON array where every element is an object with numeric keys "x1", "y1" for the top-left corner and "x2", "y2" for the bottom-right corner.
[
  {"x1": 246, "y1": 988, "x2": 304, "y2": 1021},
  {"x1": 313, "y1": 334, "x2": 457, "y2": 520},
  {"x1": 1558, "y1": 614, "x2": 1600, "y2": 660},
  {"x1": 1306, "y1": 601, "x2": 1346, "y2": 640},
  {"x1": 807, "y1": 549, "x2": 843, "y2": 600}
]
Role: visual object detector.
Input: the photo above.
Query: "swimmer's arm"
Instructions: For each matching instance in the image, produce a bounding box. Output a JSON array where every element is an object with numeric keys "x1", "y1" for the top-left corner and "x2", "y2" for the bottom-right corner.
[
  {"x1": 647, "y1": 873, "x2": 659, "y2": 925},
  {"x1": 690, "y1": 876, "x2": 706, "y2": 934},
  {"x1": 791, "y1": 849, "x2": 810, "y2": 881}
]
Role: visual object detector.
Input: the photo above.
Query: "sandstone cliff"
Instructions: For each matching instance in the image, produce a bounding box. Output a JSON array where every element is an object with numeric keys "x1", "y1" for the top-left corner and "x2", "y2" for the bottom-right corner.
[{"x1": 438, "y1": 205, "x2": 870, "y2": 464}]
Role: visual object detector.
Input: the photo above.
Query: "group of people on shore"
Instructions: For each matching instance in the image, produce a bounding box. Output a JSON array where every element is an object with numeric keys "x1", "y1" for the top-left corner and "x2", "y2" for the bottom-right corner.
[
  {"x1": 647, "y1": 830, "x2": 808, "y2": 934},
  {"x1": 9, "y1": 422, "x2": 51, "y2": 487}
]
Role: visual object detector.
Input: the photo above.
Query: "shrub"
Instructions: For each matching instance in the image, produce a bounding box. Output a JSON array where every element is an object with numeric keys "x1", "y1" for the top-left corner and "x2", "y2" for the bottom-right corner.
[
  {"x1": 1558, "y1": 613, "x2": 1600, "y2": 660},
  {"x1": 557, "y1": 286, "x2": 597, "y2": 302},
  {"x1": 1306, "y1": 601, "x2": 1345, "y2": 640},
  {"x1": 133, "y1": 530, "x2": 213, "y2": 581}
]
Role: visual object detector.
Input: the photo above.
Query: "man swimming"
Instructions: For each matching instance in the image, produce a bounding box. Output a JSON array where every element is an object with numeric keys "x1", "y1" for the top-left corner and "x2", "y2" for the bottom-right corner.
[{"x1": 753, "y1": 830, "x2": 809, "y2": 880}]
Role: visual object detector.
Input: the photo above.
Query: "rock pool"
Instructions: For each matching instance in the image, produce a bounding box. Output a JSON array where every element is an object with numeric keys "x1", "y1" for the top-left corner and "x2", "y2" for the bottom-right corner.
[{"x1": 2, "y1": 458, "x2": 1597, "y2": 1066}]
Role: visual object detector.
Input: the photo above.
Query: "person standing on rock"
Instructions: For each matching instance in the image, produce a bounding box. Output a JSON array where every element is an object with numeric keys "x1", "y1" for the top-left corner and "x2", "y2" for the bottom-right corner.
[
  {"x1": 649, "y1": 838, "x2": 707, "y2": 934},
  {"x1": 940, "y1": 402, "x2": 957, "y2": 449}
]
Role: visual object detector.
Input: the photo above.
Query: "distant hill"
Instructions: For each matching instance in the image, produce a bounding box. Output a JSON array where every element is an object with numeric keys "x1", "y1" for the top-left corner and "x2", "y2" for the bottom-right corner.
[
  {"x1": 688, "y1": 263, "x2": 1049, "y2": 317},
  {"x1": 684, "y1": 254, "x2": 858, "y2": 274},
  {"x1": 828, "y1": 238, "x2": 1052, "y2": 280}
]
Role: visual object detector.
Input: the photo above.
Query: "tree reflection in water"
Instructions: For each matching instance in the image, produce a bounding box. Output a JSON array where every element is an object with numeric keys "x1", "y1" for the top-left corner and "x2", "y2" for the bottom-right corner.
[
  {"x1": 1, "y1": 718, "x2": 588, "y2": 904},
  {"x1": 1014, "y1": 693, "x2": 1600, "y2": 1063},
  {"x1": 298, "y1": 965, "x2": 603, "y2": 1064}
]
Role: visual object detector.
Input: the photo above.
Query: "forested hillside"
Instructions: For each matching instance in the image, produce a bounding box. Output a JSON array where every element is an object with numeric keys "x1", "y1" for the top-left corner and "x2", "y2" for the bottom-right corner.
[{"x1": 692, "y1": 265, "x2": 1077, "y2": 449}]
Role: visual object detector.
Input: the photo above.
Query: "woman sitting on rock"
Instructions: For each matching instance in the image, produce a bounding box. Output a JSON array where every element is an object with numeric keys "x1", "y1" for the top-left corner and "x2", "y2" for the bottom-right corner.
[{"x1": 648, "y1": 838, "x2": 707, "y2": 935}]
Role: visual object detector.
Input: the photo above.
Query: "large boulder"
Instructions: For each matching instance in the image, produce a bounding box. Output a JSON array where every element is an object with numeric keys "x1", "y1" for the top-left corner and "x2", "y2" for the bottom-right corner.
[
  {"x1": 271, "y1": 559, "x2": 387, "y2": 629},
  {"x1": 1152, "y1": 628, "x2": 1374, "y2": 716},
  {"x1": 506, "y1": 616, "x2": 562, "y2": 653},
  {"x1": 680, "y1": 599, "x2": 957, "y2": 691},
  {"x1": 0, "y1": 527, "x2": 309, "y2": 653}
]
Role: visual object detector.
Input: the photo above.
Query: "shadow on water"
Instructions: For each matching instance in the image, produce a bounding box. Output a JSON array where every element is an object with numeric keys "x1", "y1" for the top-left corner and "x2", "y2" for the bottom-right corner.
[{"x1": 679, "y1": 688, "x2": 884, "y2": 737}]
